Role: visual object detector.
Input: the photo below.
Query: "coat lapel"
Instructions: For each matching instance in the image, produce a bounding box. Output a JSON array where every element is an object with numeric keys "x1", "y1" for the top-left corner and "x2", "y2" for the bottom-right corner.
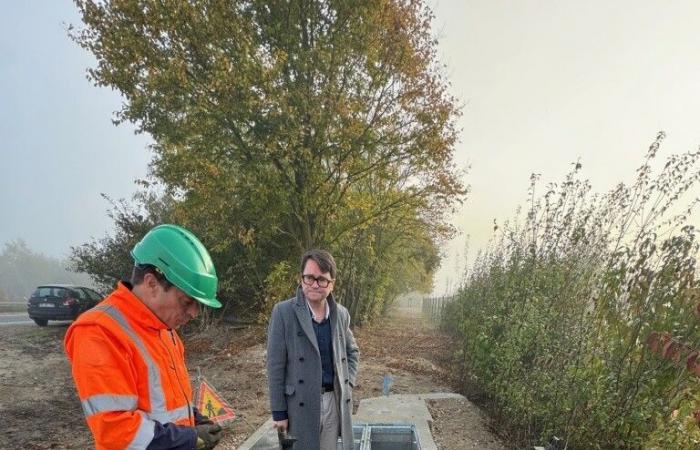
[
  {"x1": 328, "y1": 294, "x2": 338, "y2": 340},
  {"x1": 294, "y1": 286, "x2": 319, "y2": 355}
]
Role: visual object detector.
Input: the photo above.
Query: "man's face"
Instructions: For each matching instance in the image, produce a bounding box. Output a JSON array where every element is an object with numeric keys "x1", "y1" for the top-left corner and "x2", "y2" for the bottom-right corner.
[
  {"x1": 301, "y1": 259, "x2": 334, "y2": 304},
  {"x1": 152, "y1": 282, "x2": 200, "y2": 329}
]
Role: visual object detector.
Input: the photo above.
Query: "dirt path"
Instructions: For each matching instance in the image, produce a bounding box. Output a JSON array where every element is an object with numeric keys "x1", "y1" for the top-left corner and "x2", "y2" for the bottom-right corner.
[{"x1": 0, "y1": 306, "x2": 504, "y2": 449}]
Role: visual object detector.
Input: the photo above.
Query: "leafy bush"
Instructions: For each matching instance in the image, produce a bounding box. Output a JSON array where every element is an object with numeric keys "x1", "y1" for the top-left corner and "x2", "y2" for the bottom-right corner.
[{"x1": 445, "y1": 133, "x2": 700, "y2": 449}]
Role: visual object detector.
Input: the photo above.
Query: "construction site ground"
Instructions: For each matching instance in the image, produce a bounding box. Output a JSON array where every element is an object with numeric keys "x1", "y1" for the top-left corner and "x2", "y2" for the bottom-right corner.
[{"x1": 0, "y1": 306, "x2": 505, "y2": 449}]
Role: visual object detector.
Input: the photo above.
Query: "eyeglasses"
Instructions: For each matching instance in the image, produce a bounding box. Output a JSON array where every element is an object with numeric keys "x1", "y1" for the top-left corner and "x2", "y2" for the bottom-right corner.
[{"x1": 301, "y1": 274, "x2": 334, "y2": 288}]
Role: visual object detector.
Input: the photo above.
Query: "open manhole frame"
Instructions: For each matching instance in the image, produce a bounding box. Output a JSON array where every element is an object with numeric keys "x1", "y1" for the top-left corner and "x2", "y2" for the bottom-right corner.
[{"x1": 351, "y1": 423, "x2": 422, "y2": 450}]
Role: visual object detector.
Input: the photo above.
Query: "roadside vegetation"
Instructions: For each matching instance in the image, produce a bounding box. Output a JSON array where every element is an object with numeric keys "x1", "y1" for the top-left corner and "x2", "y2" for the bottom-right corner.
[
  {"x1": 0, "y1": 240, "x2": 93, "y2": 300},
  {"x1": 444, "y1": 133, "x2": 700, "y2": 449},
  {"x1": 68, "y1": 0, "x2": 465, "y2": 325}
]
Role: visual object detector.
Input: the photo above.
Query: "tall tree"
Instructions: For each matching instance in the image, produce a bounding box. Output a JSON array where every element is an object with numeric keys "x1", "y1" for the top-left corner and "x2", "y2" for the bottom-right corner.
[
  {"x1": 72, "y1": 0, "x2": 465, "y2": 321},
  {"x1": 71, "y1": 191, "x2": 175, "y2": 291}
]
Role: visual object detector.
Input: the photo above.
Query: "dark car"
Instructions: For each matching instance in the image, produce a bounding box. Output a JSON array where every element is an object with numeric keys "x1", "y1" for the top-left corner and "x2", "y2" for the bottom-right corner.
[{"x1": 27, "y1": 284, "x2": 103, "y2": 326}]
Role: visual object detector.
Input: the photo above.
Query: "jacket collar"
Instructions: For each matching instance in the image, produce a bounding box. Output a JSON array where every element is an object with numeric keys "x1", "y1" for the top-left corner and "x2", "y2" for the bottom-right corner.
[
  {"x1": 111, "y1": 281, "x2": 170, "y2": 331},
  {"x1": 293, "y1": 286, "x2": 338, "y2": 355}
]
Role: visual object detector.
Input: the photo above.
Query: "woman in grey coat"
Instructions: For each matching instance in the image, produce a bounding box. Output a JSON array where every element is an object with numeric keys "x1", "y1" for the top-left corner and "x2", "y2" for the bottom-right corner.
[{"x1": 267, "y1": 250, "x2": 360, "y2": 450}]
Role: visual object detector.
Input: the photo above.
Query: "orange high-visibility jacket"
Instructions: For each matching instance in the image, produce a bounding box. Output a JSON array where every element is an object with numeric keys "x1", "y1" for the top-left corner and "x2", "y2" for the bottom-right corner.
[{"x1": 65, "y1": 282, "x2": 196, "y2": 449}]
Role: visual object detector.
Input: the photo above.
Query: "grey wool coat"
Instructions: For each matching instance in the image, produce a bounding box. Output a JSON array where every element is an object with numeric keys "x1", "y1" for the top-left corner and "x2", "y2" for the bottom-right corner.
[{"x1": 267, "y1": 287, "x2": 360, "y2": 450}]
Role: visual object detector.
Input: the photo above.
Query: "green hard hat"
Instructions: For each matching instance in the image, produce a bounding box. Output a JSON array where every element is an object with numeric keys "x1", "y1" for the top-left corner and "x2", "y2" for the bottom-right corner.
[{"x1": 131, "y1": 224, "x2": 221, "y2": 308}]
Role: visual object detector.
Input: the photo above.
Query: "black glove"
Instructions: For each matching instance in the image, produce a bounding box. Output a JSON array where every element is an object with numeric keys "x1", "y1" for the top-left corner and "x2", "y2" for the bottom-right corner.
[
  {"x1": 195, "y1": 423, "x2": 222, "y2": 450},
  {"x1": 197, "y1": 416, "x2": 215, "y2": 425},
  {"x1": 193, "y1": 407, "x2": 215, "y2": 425}
]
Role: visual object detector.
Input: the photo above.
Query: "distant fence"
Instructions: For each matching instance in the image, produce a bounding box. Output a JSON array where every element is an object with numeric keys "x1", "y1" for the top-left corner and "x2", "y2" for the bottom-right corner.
[
  {"x1": 395, "y1": 296, "x2": 423, "y2": 309},
  {"x1": 422, "y1": 295, "x2": 454, "y2": 322}
]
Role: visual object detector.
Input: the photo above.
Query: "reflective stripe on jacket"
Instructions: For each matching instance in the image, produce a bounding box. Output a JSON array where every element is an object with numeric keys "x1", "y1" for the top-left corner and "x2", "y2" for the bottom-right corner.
[{"x1": 65, "y1": 282, "x2": 196, "y2": 450}]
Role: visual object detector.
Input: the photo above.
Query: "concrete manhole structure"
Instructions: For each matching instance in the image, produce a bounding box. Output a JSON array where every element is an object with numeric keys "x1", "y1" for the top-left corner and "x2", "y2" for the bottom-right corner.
[{"x1": 238, "y1": 393, "x2": 465, "y2": 450}]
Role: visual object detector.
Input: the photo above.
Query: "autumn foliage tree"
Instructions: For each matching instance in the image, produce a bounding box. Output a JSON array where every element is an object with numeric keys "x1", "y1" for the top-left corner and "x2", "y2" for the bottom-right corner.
[{"x1": 70, "y1": 0, "x2": 465, "y2": 322}]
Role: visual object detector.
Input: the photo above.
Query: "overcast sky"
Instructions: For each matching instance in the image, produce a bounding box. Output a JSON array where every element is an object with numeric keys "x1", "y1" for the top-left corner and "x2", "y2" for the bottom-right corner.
[
  {"x1": 431, "y1": 0, "x2": 700, "y2": 293},
  {"x1": 2, "y1": 1, "x2": 699, "y2": 295},
  {"x1": 0, "y1": 2, "x2": 150, "y2": 258}
]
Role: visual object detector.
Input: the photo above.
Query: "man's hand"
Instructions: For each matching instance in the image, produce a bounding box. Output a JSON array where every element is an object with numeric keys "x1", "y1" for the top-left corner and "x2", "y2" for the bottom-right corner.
[
  {"x1": 272, "y1": 419, "x2": 288, "y2": 432},
  {"x1": 195, "y1": 423, "x2": 222, "y2": 450},
  {"x1": 197, "y1": 416, "x2": 215, "y2": 425}
]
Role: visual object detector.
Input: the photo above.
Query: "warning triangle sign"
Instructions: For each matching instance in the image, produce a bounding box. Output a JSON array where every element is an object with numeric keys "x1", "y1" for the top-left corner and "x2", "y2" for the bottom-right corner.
[{"x1": 195, "y1": 378, "x2": 236, "y2": 424}]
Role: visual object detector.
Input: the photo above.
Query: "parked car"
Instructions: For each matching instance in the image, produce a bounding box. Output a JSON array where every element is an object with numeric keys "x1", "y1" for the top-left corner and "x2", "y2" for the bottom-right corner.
[{"x1": 27, "y1": 284, "x2": 103, "y2": 326}]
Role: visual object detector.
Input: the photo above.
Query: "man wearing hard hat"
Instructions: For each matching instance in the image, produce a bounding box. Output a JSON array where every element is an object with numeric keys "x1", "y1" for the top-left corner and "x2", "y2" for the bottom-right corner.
[{"x1": 65, "y1": 224, "x2": 223, "y2": 450}]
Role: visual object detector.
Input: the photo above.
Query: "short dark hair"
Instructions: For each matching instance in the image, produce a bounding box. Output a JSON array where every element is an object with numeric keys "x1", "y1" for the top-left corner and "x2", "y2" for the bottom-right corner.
[
  {"x1": 300, "y1": 249, "x2": 337, "y2": 279},
  {"x1": 131, "y1": 264, "x2": 173, "y2": 290}
]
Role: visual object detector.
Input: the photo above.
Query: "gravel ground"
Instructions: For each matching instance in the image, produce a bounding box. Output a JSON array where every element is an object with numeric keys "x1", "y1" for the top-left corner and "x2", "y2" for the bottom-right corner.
[{"x1": 0, "y1": 306, "x2": 505, "y2": 449}]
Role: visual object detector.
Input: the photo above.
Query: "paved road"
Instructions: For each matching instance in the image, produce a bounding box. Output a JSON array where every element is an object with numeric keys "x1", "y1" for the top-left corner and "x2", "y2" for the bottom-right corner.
[
  {"x1": 0, "y1": 312, "x2": 34, "y2": 326},
  {"x1": 0, "y1": 313, "x2": 73, "y2": 327}
]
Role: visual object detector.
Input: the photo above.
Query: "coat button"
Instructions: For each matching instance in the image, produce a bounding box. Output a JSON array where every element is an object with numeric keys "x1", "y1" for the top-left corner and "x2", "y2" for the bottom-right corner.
[
  {"x1": 299, "y1": 357, "x2": 305, "y2": 362},
  {"x1": 297, "y1": 331, "x2": 303, "y2": 336},
  {"x1": 341, "y1": 357, "x2": 346, "y2": 362},
  {"x1": 299, "y1": 402, "x2": 304, "y2": 407},
  {"x1": 345, "y1": 379, "x2": 349, "y2": 384},
  {"x1": 299, "y1": 379, "x2": 304, "y2": 384},
  {"x1": 346, "y1": 399, "x2": 351, "y2": 403}
]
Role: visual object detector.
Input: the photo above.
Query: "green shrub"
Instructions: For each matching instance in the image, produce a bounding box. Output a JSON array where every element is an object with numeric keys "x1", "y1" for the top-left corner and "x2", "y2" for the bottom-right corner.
[{"x1": 445, "y1": 133, "x2": 700, "y2": 449}]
